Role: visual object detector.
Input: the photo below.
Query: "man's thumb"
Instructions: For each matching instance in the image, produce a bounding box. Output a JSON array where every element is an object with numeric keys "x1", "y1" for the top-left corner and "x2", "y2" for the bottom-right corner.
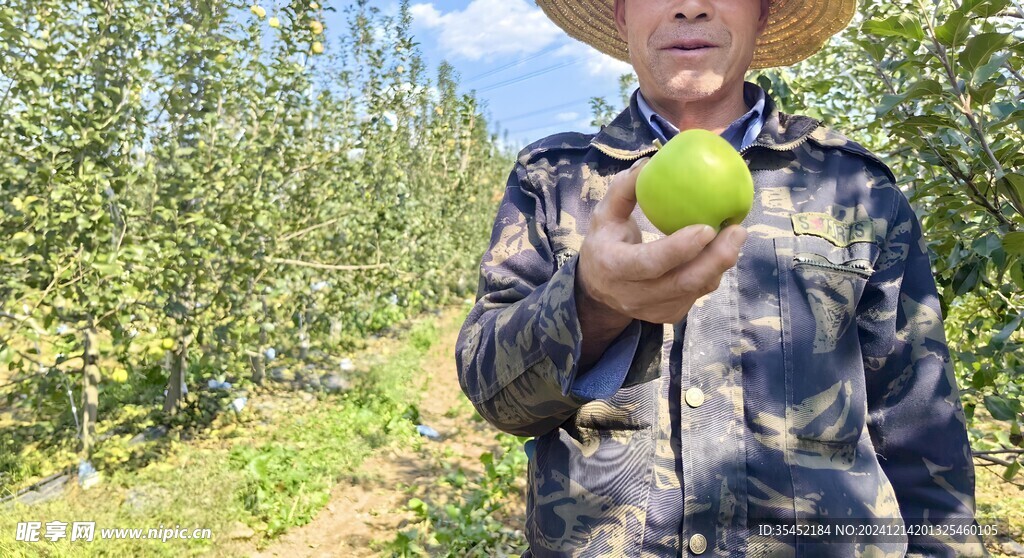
[{"x1": 599, "y1": 157, "x2": 649, "y2": 223}]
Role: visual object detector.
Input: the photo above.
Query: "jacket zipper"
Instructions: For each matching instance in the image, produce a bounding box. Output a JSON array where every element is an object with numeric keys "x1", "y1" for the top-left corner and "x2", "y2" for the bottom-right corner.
[
  {"x1": 739, "y1": 121, "x2": 820, "y2": 156},
  {"x1": 793, "y1": 255, "x2": 874, "y2": 278},
  {"x1": 592, "y1": 121, "x2": 821, "y2": 161},
  {"x1": 592, "y1": 142, "x2": 659, "y2": 161}
]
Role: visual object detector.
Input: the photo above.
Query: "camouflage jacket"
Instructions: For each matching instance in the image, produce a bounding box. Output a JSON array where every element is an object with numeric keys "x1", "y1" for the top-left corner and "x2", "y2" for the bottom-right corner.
[{"x1": 455, "y1": 91, "x2": 982, "y2": 557}]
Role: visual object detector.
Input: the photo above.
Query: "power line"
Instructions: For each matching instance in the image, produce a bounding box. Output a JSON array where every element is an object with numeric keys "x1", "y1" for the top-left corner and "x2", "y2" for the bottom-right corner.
[
  {"x1": 475, "y1": 58, "x2": 583, "y2": 93},
  {"x1": 463, "y1": 44, "x2": 564, "y2": 84},
  {"x1": 507, "y1": 118, "x2": 594, "y2": 138},
  {"x1": 498, "y1": 96, "x2": 594, "y2": 124}
]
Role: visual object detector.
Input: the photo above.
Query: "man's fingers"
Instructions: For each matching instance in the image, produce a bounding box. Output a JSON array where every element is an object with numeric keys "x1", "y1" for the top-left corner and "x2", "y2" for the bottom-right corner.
[
  {"x1": 612, "y1": 223, "x2": 718, "y2": 280},
  {"x1": 594, "y1": 158, "x2": 649, "y2": 225},
  {"x1": 721, "y1": 225, "x2": 748, "y2": 251},
  {"x1": 666, "y1": 225, "x2": 747, "y2": 291}
]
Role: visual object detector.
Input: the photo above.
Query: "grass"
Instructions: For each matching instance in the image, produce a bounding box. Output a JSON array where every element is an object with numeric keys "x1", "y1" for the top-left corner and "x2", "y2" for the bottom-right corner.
[
  {"x1": 380, "y1": 421, "x2": 1024, "y2": 558},
  {"x1": 977, "y1": 464, "x2": 1024, "y2": 557},
  {"x1": 2, "y1": 306, "x2": 1023, "y2": 556},
  {"x1": 0, "y1": 316, "x2": 441, "y2": 557},
  {"x1": 381, "y1": 432, "x2": 528, "y2": 557}
]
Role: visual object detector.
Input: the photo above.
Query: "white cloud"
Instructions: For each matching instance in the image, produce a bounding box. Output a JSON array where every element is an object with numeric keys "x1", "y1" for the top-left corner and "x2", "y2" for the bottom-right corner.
[
  {"x1": 555, "y1": 42, "x2": 634, "y2": 79},
  {"x1": 555, "y1": 111, "x2": 579, "y2": 122},
  {"x1": 379, "y1": 1, "x2": 403, "y2": 17},
  {"x1": 409, "y1": 3, "x2": 443, "y2": 26},
  {"x1": 576, "y1": 117, "x2": 597, "y2": 131},
  {"x1": 410, "y1": 0, "x2": 562, "y2": 61},
  {"x1": 586, "y1": 52, "x2": 634, "y2": 79}
]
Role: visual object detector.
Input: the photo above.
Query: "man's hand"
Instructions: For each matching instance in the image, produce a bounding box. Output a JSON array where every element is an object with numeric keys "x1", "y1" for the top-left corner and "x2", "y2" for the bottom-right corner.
[{"x1": 575, "y1": 157, "x2": 748, "y2": 363}]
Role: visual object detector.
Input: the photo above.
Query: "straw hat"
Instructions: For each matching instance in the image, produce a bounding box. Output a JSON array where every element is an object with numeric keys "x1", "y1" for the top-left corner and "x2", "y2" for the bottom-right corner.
[{"x1": 535, "y1": 0, "x2": 857, "y2": 69}]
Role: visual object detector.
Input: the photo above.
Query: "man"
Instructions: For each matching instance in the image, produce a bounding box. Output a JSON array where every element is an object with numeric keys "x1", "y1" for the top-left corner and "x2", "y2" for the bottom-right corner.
[{"x1": 456, "y1": 0, "x2": 982, "y2": 555}]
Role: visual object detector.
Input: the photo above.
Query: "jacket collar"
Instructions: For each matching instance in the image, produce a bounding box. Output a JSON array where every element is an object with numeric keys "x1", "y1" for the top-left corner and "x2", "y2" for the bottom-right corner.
[{"x1": 590, "y1": 88, "x2": 821, "y2": 160}]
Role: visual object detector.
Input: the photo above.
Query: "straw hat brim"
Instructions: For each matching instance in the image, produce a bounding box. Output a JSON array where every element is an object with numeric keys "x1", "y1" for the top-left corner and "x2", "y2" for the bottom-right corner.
[{"x1": 535, "y1": 0, "x2": 857, "y2": 69}]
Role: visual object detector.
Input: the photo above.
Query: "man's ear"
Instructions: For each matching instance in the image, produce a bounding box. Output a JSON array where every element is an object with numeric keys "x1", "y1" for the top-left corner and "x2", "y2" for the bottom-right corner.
[
  {"x1": 757, "y1": 0, "x2": 770, "y2": 34},
  {"x1": 614, "y1": 0, "x2": 628, "y2": 42}
]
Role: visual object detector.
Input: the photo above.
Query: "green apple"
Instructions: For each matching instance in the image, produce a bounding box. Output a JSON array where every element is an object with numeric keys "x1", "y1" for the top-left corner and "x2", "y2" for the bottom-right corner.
[{"x1": 635, "y1": 129, "x2": 754, "y2": 235}]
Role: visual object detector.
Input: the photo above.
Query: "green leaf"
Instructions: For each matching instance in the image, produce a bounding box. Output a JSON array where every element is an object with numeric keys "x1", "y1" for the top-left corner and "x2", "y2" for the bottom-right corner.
[
  {"x1": 90, "y1": 262, "x2": 122, "y2": 276},
  {"x1": 946, "y1": 242, "x2": 966, "y2": 269},
  {"x1": 969, "y1": 80, "x2": 999, "y2": 106},
  {"x1": 960, "y1": 32, "x2": 1014, "y2": 74},
  {"x1": 992, "y1": 313, "x2": 1023, "y2": 346},
  {"x1": 444, "y1": 503, "x2": 460, "y2": 519},
  {"x1": 968, "y1": 0, "x2": 1011, "y2": 16},
  {"x1": 972, "y1": 233, "x2": 1002, "y2": 257},
  {"x1": 12, "y1": 231, "x2": 36, "y2": 246},
  {"x1": 998, "y1": 174, "x2": 1024, "y2": 217},
  {"x1": 1004, "y1": 231, "x2": 1024, "y2": 256},
  {"x1": 862, "y1": 14, "x2": 924, "y2": 41},
  {"x1": 1012, "y1": 259, "x2": 1024, "y2": 290},
  {"x1": 952, "y1": 259, "x2": 983, "y2": 296},
  {"x1": 407, "y1": 498, "x2": 428, "y2": 515},
  {"x1": 895, "y1": 115, "x2": 956, "y2": 132},
  {"x1": 852, "y1": 38, "x2": 888, "y2": 62},
  {"x1": 1002, "y1": 460, "x2": 1021, "y2": 481},
  {"x1": 958, "y1": 0, "x2": 1009, "y2": 15},
  {"x1": 936, "y1": 12, "x2": 970, "y2": 48},
  {"x1": 972, "y1": 52, "x2": 1011, "y2": 86},
  {"x1": 23, "y1": 70, "x2": 43, "y2": 87},
  {"x1": 973, "y1": 367, "x2": 998, "y2": 390},
  {"x1": 876, "y1": 80, "x2": 943, "y2": 116},
  {"x1": 985, "y1": 395, "x2": 1019, "y2": 421},
  {"x1": 991, "y1": 101, "x2": 1019, "y2": 119}
]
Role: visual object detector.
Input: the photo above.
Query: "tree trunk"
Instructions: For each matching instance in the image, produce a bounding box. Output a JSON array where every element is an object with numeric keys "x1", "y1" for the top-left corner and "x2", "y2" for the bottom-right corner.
[
  {"x1": 298, "y1": 307, "x2": 309, "y2": 360},
  {"x1": 252, "y1": 294, "x2": 269, "y2": 385},
  {"x1": 81, "y1": 327, "x2": 100, "y2": 455},
  {"x1": 163, "y1": 329, "x2": 191, "y2": 414},
  {"x1": 250, "y1": 351, "x2": 265, "y2": 386}
]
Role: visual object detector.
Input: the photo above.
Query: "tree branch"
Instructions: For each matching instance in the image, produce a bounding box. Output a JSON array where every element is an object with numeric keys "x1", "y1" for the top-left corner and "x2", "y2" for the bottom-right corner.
[
  {"x1": 920, "y1": 4, "x2": 1016, "y2": 221},
  {"x1": 279, "y1": 217, "x2": 342, "y2": 243},
  {"x1": 975, "y1": 453, "x2": 1014, "y2": 467},
  {"x1": 266, "y1": 257, "x2": 388, "y2": 271},
  {"x1": 865, "y1": 35, "x2": 1013, "y2": 228}
]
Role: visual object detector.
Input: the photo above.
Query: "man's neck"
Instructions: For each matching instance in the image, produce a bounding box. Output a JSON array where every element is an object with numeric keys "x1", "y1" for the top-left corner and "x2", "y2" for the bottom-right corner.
[{"x1": 640, "y1": 84, "x2": 749, "y2": 135}]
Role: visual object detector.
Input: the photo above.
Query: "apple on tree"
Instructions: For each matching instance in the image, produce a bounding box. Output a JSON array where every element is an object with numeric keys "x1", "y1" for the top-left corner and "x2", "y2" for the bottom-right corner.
[{"x1": 635, "y1": 129, "x2": 754, "y2": 235}]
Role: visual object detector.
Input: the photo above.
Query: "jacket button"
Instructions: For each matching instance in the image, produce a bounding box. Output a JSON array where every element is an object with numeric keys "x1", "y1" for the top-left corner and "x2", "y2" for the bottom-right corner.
[
  {"x1": 688, "y1": 533, "x2": 708, "y2": 554},
  {"x1": 685, "y1": 387, "x2": 705, "y2": 408}
]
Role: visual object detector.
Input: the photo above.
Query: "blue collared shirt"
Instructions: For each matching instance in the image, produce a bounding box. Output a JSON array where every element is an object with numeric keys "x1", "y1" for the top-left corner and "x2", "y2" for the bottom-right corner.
[{"x1": 636, "y1": 81, "x2": 766, "y2": 151}]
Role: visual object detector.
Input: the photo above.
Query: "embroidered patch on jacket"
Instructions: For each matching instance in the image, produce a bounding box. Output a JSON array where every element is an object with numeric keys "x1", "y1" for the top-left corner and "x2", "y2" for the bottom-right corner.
[{"x1": 791, "y1": 213, "x2": 874, "y2": 247}]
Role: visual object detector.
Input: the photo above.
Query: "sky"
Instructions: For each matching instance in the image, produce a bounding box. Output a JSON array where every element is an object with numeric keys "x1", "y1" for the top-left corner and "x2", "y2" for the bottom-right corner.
[{"x1": 364, "y1": 0, "x2": 637, "y2": 150}]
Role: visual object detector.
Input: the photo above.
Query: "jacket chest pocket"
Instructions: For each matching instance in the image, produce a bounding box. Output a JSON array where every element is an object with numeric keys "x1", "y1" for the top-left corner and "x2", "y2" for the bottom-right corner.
[{"x1": 773, "y1": 235, "x2": 876, "y2": 452}]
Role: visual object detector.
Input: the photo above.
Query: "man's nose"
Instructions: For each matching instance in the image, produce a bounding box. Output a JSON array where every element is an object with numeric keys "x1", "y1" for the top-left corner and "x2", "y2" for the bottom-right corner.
[{"x1": 673, "y1": 0, "x2": 713, "y2": 21}]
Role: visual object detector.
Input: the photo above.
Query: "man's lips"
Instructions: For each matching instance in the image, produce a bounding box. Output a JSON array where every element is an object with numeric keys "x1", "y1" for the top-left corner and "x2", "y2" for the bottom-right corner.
[{"x1": 664, "y1": 39, "x2": 718, "y2": 51}]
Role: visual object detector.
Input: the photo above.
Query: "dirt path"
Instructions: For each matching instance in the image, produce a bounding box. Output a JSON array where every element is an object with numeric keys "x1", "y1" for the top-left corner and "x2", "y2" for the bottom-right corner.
[{"x1": 245, "y1": 306, "x2": 518, "y2": 557}]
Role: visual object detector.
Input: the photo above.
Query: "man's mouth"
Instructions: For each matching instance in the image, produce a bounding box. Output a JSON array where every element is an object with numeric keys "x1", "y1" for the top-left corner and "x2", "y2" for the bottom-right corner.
[{"x1": 668, "y1": 40, "x2": 717, "y2": 51}]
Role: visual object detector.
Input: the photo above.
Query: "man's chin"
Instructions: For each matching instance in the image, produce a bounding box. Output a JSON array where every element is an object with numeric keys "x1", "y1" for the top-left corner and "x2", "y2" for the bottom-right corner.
[{"x1": 660, "y1": 75, "x2": 726, "y2": 101}]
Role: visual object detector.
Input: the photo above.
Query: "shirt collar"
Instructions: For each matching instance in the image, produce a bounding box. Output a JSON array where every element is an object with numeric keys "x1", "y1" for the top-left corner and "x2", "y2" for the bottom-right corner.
[{"x1": 636, "y1": 81, "x2": 767, "y2": 151}]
